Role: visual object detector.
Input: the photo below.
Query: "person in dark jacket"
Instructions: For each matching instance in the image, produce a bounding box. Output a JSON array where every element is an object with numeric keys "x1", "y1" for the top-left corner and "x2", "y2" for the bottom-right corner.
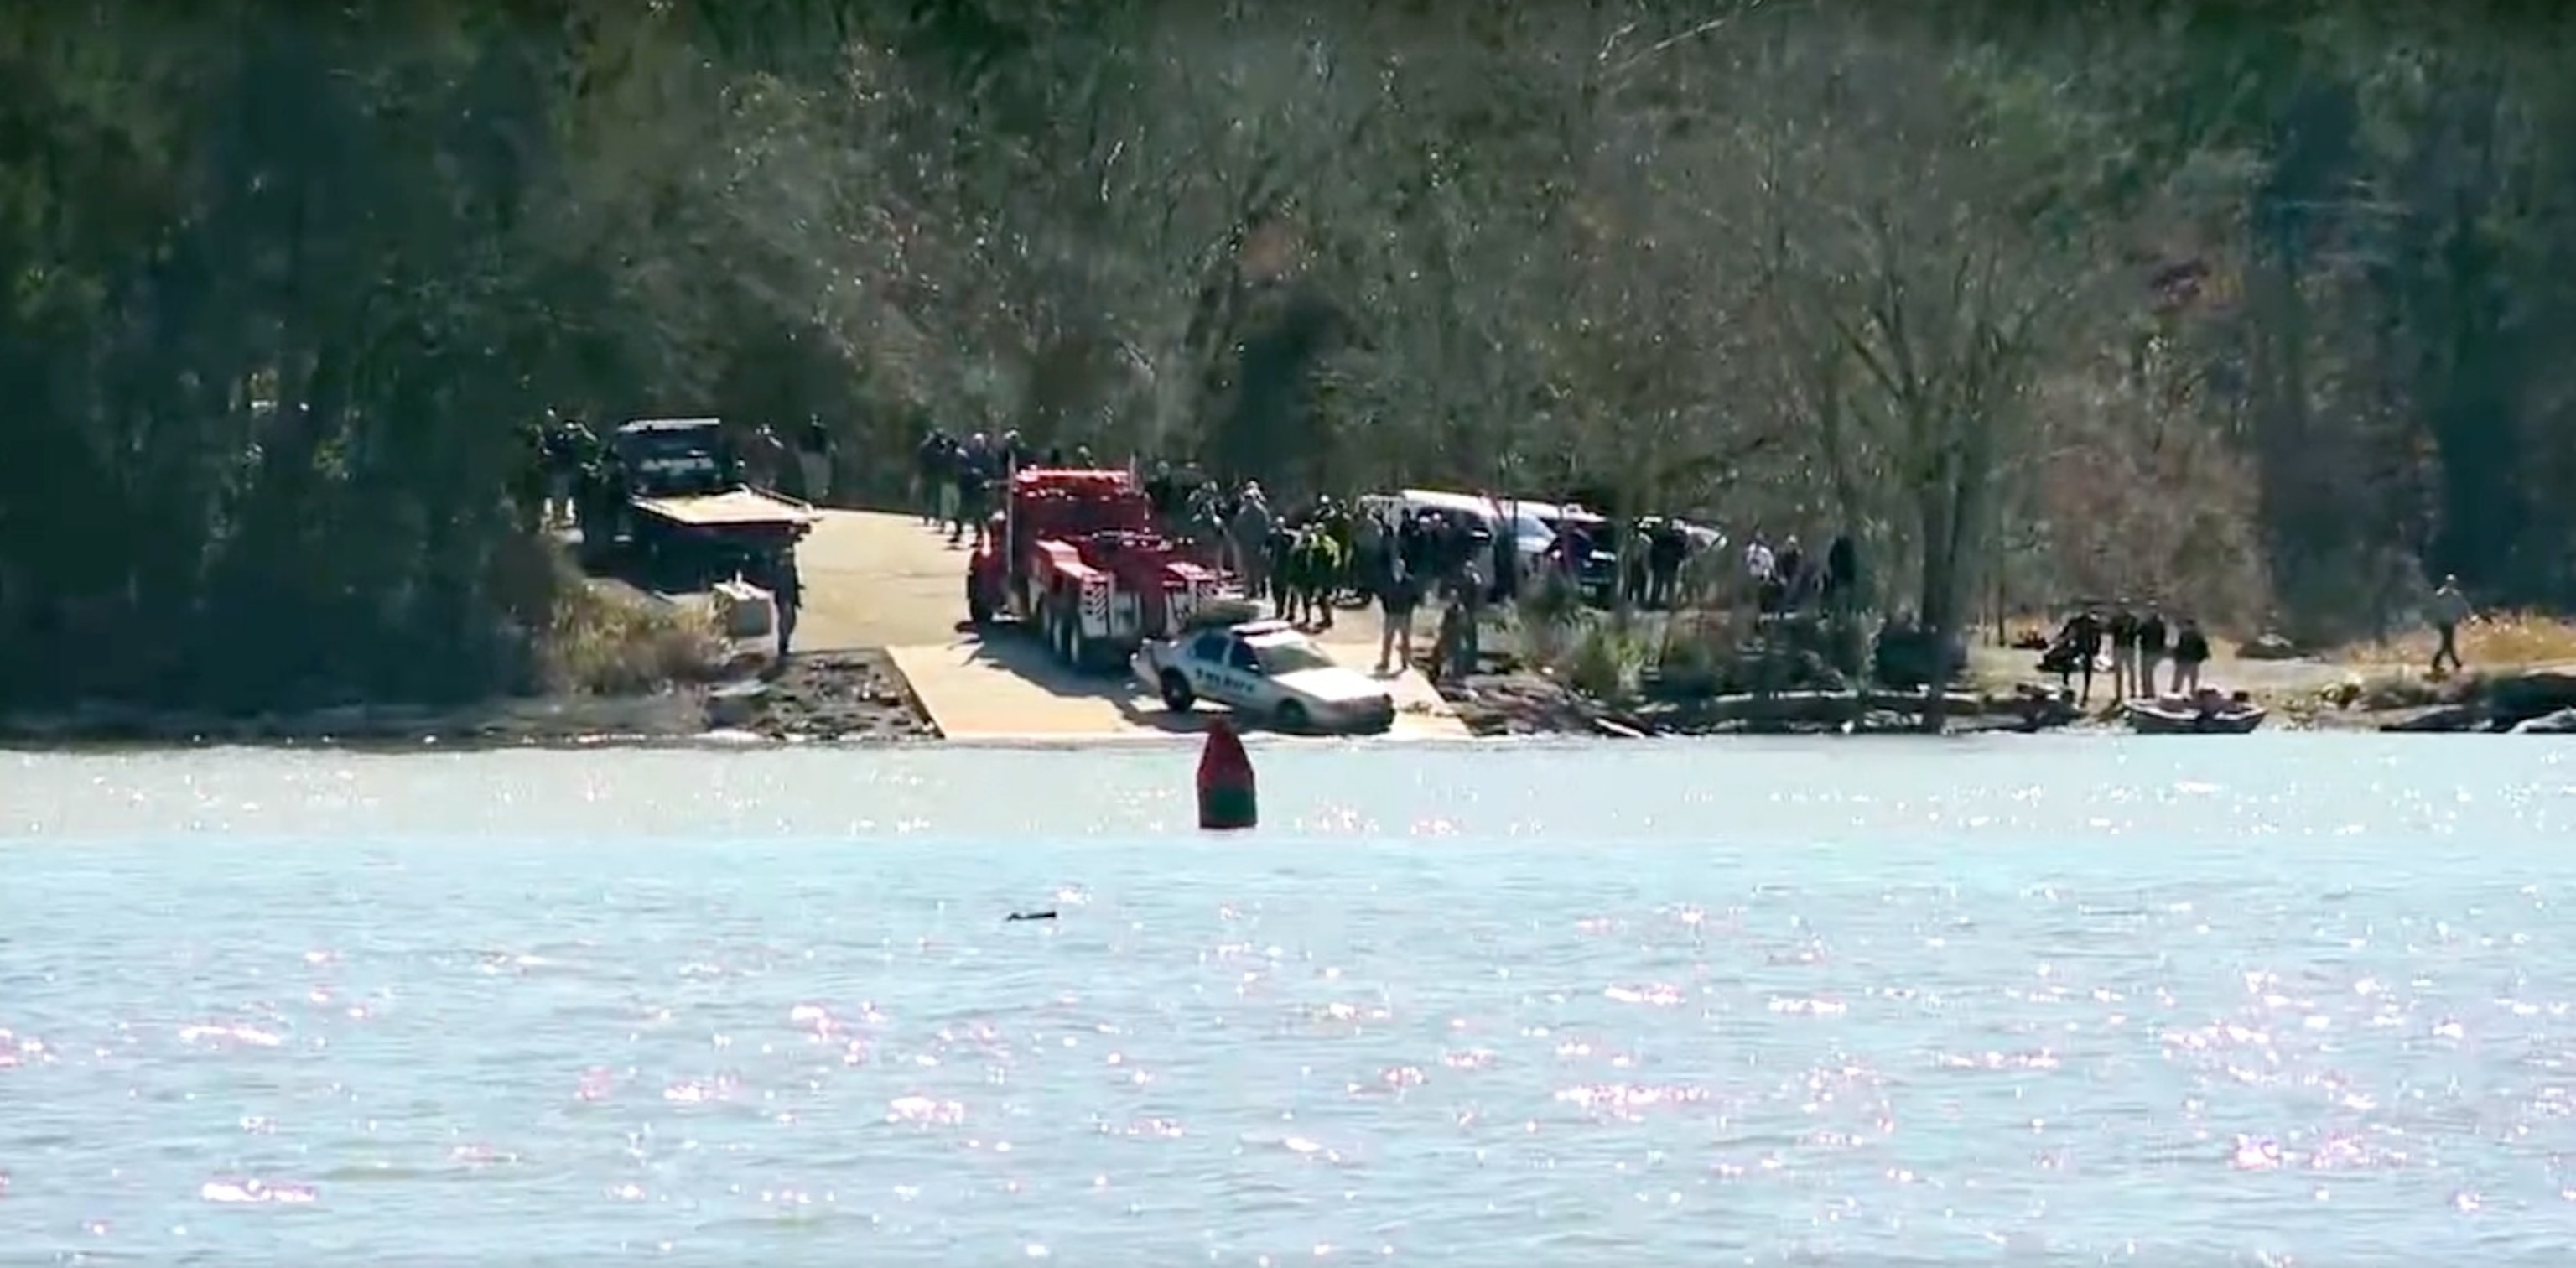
[
  {"x1": 745, "y1": 547, "x2": 802, "y2": 660},
  {"x1": 916, "y1": 429, "x2": 953, "y2": 525},
  {"x1": 776, "y1": 551, "x2": 802, "y2": 658},
  {"x1": 539, "y1": 416, "x2": 596, "y2": 529},
  {"x1": 2136, "y1": 607, "x2": 2169, "y2": 699},
  {"x1": 796, "y1": 418, "x2": 834, "y2": 507},
  {"x1": 2106, "y1": 602, "x2": 2139, "y2": 699},
  {"x1": 1145, "y1": 461, "x2": 1178, "y2": 519},
  {"x1": 1774, "y1": 536, "x2": 1806, "y2": 611},
  {"x1": 2047, "y1": 607, "x2": 2106, "y2": 704},
  {"x1": 1644, "y1": 520, "x2": 1688, "y2": 609},
  {"x1": 1621, "y1": 522, "x2": 1650, "y2": 608},
  {"x1": 2429, "y1": 574, "x2": 2472, "y2": 675},
  {"x1": 2170, "y1": 616, "x2": 2210, "y2": 695},
  {"x1": 1824, "y1": 533, "x2": 1858, "y2": 611},
  {"x1": 1377, "y1": 513, "x2": 1428, "y2": 673}
]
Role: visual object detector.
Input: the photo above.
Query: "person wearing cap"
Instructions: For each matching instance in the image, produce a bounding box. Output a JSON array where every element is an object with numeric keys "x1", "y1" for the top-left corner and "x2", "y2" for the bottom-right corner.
[{"x1": 2429, "y1": 574, "x2": 2471, "y2": 675}]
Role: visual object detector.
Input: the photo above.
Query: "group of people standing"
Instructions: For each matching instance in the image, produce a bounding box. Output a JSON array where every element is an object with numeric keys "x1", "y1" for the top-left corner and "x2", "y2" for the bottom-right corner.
[
  {"x1": 1173, "y1": 478, "x2": 1496, "y2": 678},
  {"x1": 1138, "y1": 470, "x2": 1517, "y2": 679},
  {"x1": 1738, "y1": 530, "x2": 1860, "y2": 615},
  {"x1": 2045, "y1": 603, "x2": 2215, "y2": 705},
  {"x1": 1351, "y1": 502, "x2": 1497, "y2": 679},
  {"x1": 1618, "y1": 519, "x2": 1699, "y2": 610},
  {"x1": 916, "y1": 429, "x2": 1081, "y2": 548},
  {"x1": 708, "y1": 419, "x2": 838, "y2": 507}
]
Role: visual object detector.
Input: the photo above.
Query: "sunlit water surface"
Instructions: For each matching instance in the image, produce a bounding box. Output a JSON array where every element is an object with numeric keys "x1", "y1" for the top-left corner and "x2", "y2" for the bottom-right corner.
[{"x1": 3, "y1": 737, "x2": 2574, "y2": 1265}]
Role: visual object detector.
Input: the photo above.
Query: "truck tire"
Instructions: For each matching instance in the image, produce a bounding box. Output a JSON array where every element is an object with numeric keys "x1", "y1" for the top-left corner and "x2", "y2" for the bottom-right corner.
[
  {"x1": 1160, "y1": 669, "x2": 1195, "y2": 712},
  {"x1": 1067, "y1": 622, "x2": 1093, "y2": 674},
  {"x1": 967, "y1": 572, "x2": 993, "y2": 626},
  {"x1": 1046, "y1": 600, "x2": 1074, "y2": 666},
  {"x1": 633, "y1": 520, "x2": 667, "y2": 587}
]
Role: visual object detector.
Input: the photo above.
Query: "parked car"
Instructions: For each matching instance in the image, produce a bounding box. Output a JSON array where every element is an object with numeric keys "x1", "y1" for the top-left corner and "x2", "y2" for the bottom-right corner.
[
  {"x1": 1133, "y1": 619, "x2": 1397, "y2": 735},
  {"x1": 1503, "y1": 500, "x2": 1619, "y2": 604}
]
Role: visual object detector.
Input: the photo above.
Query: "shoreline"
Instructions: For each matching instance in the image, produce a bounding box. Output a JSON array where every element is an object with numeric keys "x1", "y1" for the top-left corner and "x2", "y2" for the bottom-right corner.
[
  {"x1": 5, "y1": 650, "x2": 2568, "y2": 752},
  {"x1": 0, "y1": 649, "x2": 941, "y2": 753}
]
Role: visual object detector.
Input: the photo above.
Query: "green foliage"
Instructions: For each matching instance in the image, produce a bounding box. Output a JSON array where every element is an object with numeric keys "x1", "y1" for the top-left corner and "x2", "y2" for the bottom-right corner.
[
  {"x1": 1650, "y1": 616, "x2": 1731, "y2": 697},
  {"x1": 1558, "y1": 620, "x2": 1648, "y2": 704},
  {"x1": 1518, "y1": 569, "x2": 1587, "y2": 629}
]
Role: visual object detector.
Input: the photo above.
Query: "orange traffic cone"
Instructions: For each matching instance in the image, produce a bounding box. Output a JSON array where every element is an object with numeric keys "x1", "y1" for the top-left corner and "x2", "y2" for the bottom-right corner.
[{"x1": 1197, "y1": 716, "x2": 1258, "y2": 830}]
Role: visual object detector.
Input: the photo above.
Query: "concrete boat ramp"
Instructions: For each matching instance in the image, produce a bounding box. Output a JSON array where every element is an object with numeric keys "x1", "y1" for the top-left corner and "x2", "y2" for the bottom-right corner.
[
  {"x1": 884, "y1": 636, "x2": 1468, "y2": 743},
  {"x1": 793, "y1": 509, "x2": 1468, "y2": 742}
]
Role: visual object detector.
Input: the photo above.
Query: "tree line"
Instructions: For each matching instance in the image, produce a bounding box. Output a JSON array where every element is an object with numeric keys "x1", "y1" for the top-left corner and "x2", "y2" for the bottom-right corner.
[{"x1": 4, "y1": 1, "x2": 2572, "y2": 712}]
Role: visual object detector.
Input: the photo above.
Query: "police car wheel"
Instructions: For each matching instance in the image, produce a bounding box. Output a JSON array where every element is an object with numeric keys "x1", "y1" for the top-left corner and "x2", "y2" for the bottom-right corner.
[
  {"x1": 1159, "y1": 670, "x2": 1195, "y2": 712},
  {"x1": 1274, "y1": 699, "x2": 1310, "y2": 734}
]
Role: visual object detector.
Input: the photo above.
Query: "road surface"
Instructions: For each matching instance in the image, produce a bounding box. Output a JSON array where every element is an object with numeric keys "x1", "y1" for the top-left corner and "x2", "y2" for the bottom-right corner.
[{"x1": 792, "y1": 508, "x2": 976, "y2": 651}]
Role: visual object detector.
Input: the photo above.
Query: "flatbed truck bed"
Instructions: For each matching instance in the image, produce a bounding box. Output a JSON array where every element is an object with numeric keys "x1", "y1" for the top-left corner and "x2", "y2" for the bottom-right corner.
[{"x1": 631, "y1": 486, "x2": 818, "y2": 530}]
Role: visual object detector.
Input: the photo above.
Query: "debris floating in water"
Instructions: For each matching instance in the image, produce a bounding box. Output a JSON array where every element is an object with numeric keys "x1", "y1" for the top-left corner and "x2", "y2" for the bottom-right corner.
[{"x1": 1005, "y1": 911, "x2": 1057, "y2": 922}]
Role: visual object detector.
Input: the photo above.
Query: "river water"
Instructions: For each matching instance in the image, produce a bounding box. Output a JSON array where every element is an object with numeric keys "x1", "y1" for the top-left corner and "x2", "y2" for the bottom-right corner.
[{"x1": 2, "y1": 737, "x2": 2572, "y2": 1264}]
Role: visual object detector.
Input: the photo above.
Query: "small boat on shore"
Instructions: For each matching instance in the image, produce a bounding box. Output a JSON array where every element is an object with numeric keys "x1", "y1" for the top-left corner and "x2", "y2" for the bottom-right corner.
[{"x1": 2125, "y1": 691, "x2": 2268, "y2": 735}]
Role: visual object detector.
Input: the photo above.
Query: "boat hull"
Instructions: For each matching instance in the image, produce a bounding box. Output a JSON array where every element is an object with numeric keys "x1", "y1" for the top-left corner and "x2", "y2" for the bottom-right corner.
[{"x1": 2125, "y1": 703, "x2": 2267, "y2": 735}]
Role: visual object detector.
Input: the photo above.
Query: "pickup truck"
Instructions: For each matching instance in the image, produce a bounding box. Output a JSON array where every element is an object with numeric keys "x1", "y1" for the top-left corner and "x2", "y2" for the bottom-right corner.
[{"x1": 1134, "y1": 620, "x2": 1397, "y2": 735}]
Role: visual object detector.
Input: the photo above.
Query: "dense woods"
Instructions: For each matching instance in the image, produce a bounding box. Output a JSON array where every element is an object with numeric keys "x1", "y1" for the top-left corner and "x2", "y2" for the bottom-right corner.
[{"x1": 4, "y1": 2, "x2": 2573, "y2": 712}]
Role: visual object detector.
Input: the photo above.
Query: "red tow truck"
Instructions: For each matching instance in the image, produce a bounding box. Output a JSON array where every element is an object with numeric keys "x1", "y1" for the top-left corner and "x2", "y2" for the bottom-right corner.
[{"x1": 965, "y1": 467, "x2": 1228, "y2": 673}]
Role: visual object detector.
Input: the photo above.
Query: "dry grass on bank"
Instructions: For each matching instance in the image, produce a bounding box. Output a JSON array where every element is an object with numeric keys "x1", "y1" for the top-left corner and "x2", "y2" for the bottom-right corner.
[
  {"x1": 2331, "y1": 611, "x2": 2576, "y2": 671},
  {"x1": 532, "y1": 567, "x2": 725, "y2": 697}
]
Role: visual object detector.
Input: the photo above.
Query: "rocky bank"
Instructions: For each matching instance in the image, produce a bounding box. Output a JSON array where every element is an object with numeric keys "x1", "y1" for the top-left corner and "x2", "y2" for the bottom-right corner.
[
  {"x1": 1436, "y1": 668, "x2": 2087, "y2": 738},
  {"x1": 2292, "y1": 667, "x2": 2576, "y2": 734},
  {"x1": 709, "y1": 650, "x2": 939, "y2": 741},
  {"x1": 0, "y1": 650, "x2": 937, "y2": 749}
]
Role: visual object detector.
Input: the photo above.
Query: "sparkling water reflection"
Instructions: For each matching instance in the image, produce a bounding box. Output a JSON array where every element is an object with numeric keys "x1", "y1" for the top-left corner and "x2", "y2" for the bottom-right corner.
[{"x1": 1, "y1": 737, "x2": 2573, "y2": 1263}]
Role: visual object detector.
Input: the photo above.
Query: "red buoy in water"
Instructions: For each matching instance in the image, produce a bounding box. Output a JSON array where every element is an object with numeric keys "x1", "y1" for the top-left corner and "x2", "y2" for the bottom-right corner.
[{"x1": 1197, "y1": 716, "x2": 1258, "y2": 830}]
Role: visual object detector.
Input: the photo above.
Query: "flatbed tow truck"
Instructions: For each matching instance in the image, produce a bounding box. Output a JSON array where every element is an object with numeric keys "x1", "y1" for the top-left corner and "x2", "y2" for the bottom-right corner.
[{"x1": 575, "y1": 417, "x2": 817, "y2": 588}]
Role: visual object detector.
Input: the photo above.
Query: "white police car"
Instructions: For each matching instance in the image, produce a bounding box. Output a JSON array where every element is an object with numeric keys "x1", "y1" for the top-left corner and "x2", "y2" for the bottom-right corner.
[{"x1": 1134, "y1": 620, "x2": 1397, "y2": 735}]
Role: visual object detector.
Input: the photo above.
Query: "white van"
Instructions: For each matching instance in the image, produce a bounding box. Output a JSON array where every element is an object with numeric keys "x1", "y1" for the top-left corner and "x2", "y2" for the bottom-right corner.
[
  {"x1": 1354, "y1": 488, "x2": 1498, "y2": 524},
  {"x1": 1352, "y1": 489, "x2": 1522, "y2": 600}
]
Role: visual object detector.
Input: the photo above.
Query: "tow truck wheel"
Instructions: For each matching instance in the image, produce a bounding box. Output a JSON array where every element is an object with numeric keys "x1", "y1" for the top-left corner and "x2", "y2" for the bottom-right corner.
[
  {"x1": 1067, "y1": 625, "x2": 1093, "y2": 675},
  {"x1": 1274, "y1": 699, "x2": 1311, "y2": 735},
  {"x1": 1159, "y1": 670, "x2": 1196, "y2": 712}
]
